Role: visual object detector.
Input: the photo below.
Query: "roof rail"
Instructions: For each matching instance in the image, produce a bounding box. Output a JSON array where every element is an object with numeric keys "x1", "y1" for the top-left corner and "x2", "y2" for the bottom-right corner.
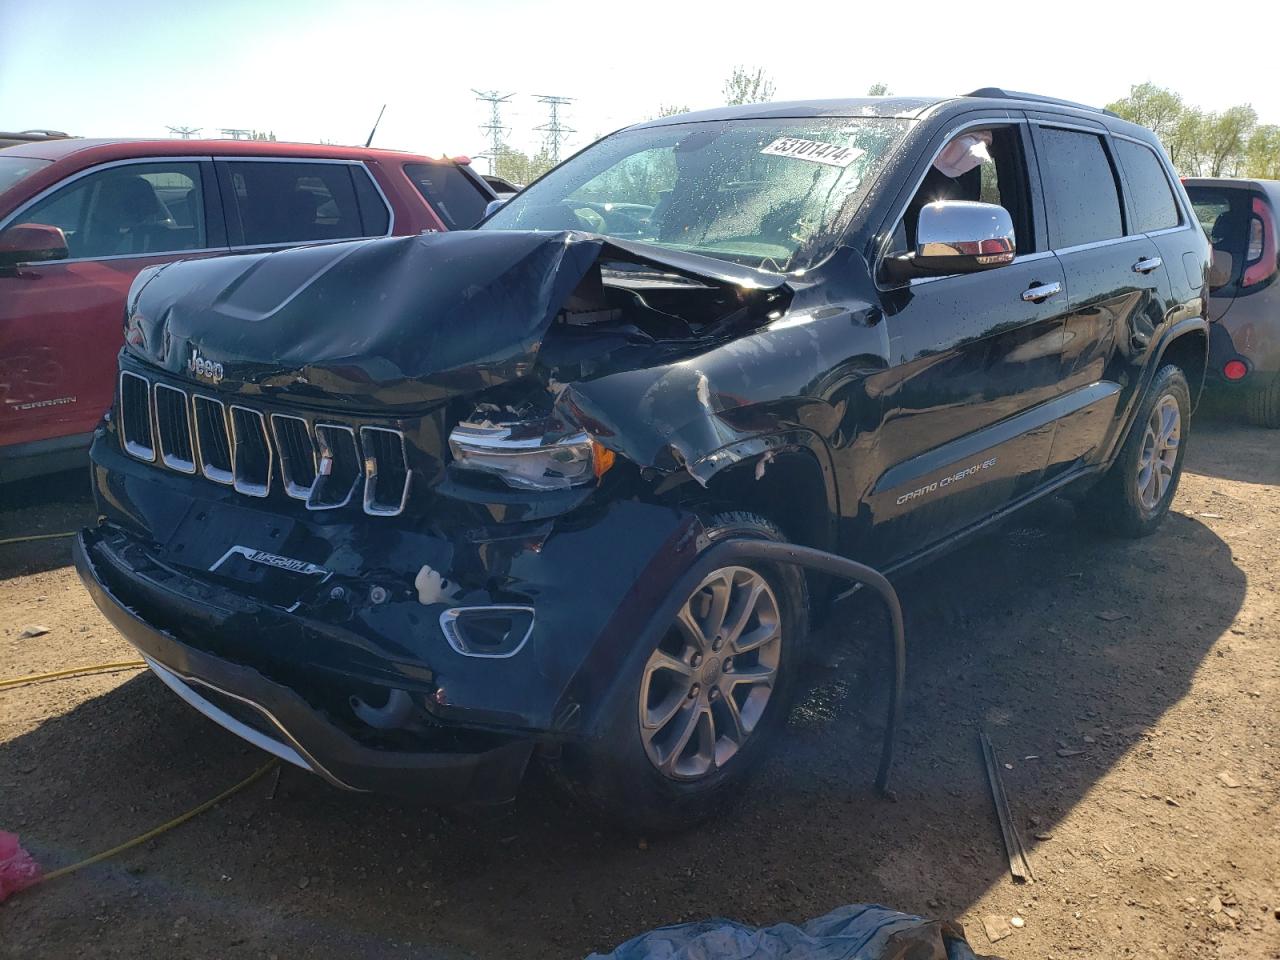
[{"x1": 964, "y1": 88, "x2": 1119, "y2": 118}]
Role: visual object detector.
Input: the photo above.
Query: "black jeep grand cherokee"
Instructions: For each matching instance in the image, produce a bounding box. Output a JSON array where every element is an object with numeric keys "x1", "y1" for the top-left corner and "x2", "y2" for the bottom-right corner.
[{"x1": 77, "y1": 89, "x2": 1209, "y2": 832}]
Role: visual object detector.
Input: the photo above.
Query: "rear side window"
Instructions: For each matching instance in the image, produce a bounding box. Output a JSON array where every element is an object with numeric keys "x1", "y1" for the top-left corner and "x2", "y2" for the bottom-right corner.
[
  {"x1": 218, "y1": 161, "x2": 370, "y2": 247},
  {"x1": 1036, "y1": 127, "x2": 1124, "y2": 250},
  {"x1": 403, "y1": 162, "x2": 490, "y2": 229},
  {"x1": 12, "y1": 161, "x2": 206, "y2": 260},
  {"x1": 1116, "y1": 140, "x2": 1181, "y2": 233}
]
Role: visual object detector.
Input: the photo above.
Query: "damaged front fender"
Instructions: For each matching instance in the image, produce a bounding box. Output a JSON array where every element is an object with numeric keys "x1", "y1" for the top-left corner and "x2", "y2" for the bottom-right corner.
[{"x1": 555, "y1": 293, "x2": 883, "y2": 487}]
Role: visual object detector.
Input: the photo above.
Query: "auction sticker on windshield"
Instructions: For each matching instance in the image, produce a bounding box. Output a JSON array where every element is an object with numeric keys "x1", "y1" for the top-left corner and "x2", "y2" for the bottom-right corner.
[{"x1": 759, "y1": 137, "x2": 864, "y2": 167}]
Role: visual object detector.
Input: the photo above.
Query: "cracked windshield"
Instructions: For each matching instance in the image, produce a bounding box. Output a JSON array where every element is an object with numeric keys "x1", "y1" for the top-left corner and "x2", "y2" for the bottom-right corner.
[{"x1": 487, "y1": 117, "x2": 906, "y2": 271}]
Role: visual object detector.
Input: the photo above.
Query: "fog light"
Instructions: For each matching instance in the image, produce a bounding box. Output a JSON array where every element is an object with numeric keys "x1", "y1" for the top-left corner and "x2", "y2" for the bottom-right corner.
[
  {"x1": 1224, "y1": 360, "x2": 1248, "y2": 381},
  {"x1": 439, "y1": 605, "x2": 535, "y2": 658}
]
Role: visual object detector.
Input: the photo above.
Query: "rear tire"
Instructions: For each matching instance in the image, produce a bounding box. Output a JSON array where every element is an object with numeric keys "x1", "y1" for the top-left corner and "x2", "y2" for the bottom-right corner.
[
  {"x1": 1244, "y1": 373, "x2": 1280, "y2": 428},
  {"x1": 1081, "y1": 364, "x2": 1190, "y2": 538},
  {"x1": 553, "y1": 511, "x2": 807, "y2": 835}
]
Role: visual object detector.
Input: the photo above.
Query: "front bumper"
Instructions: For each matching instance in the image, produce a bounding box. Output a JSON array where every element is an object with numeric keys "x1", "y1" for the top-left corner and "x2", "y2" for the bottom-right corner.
[
  {"x1": 75, "y1": 529, "x2": 534, "y2": 803},
  {"x1": 79, "y1": 422, "x2": 702, "y2": 803}
]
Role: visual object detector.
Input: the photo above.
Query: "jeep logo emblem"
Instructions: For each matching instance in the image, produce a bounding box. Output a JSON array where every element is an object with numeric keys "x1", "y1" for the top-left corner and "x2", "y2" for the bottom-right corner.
[{"x1": 188, "y1": 350, "x2": 224, "y2": 384}]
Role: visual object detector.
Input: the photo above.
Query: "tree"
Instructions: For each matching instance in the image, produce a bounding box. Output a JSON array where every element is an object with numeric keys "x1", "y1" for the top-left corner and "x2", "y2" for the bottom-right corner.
[
  {"x1": 250, "y1": 130, "x2": 277, "y2": 141},
  {"x1": 1165, "y1": 108, "x2": 1208, "y2": 176},
  {"x1": 866, "y1": 82, "x2": 892, "y2": 97},
  {"x1": 1106, "y1": 83, "x2": 1184, "y2": 139},
  {"x1": 1204, "y1": 105, "x2": 1257, "y2": 176},
  {"x1": 1244, "y1": 125, "x2": 1280, "y2": 179},
  {"x1": 1105, "y1": 83, "x2": 1265, "y2": 178},
  {"x1": 653, "y1": 103, "x2": 692, "y2": 118},
  {"x1": 493, "y1": 143, "x2": 555, "y2": 186},
  {"x1": 722, "y1": 66, "x2": 775, "y2": 106}
]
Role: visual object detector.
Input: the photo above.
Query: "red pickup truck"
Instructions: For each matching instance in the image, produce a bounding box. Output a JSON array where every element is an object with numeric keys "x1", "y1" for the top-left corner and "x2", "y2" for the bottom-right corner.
[{"x1": 0, "y1": 139, "x2": 495, "y2": 481}]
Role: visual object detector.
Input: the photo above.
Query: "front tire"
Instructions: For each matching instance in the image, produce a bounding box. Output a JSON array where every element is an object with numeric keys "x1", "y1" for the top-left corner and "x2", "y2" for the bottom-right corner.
[
  {"x1": 555, "y1": 512, "x2": 807, "y2": 834},
  {"x1": 1082, "y1": 364, "x2": 1190, "y2": 538}
]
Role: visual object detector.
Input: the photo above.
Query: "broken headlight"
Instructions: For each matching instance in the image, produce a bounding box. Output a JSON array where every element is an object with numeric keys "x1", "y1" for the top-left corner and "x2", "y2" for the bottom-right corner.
[{"x1": 448, "y1": 417, "x2": 614, "y2": 491}]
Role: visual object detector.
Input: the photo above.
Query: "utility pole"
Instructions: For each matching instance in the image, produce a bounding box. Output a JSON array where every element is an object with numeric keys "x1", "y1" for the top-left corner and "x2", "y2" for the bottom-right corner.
[
  {"x1": 472, "y1": 90, "x2": 514, "y2": 175},
  {"x1": 166, "y1": 126, "x2": 201, "y2": 139},
  {"x1": 533, "y1": 95, "x2": 575, "y2": 164}
]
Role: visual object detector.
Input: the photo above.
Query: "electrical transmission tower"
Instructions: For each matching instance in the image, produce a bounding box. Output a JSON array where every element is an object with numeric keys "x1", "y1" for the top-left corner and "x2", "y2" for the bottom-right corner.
[
  {"x1": 534, "y1": 95, "x2": 575, "y2": 164},
  {"x1": 166, "y1": 125, "x2": 201, "y2": 139},
  {"x1": 472, "y1": 90, "x2": 514, "y2": 175},
  {"x1": 219, "y1": 128, "x2": 253, "y2": 140}
]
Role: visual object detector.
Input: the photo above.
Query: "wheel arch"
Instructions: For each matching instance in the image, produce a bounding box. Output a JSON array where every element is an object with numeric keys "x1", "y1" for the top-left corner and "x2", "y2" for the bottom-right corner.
[
  {"x1": 1157, "y1": 323, "x2": 1208, "y2": 410},
  {"x1": 693, "y1": 434, "x2": 839, "y2": 556}
]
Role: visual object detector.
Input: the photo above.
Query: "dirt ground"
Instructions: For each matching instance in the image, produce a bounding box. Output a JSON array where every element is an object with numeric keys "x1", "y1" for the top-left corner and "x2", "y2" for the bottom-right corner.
[{"x1": 1, "y1": 415, "x2": 1277, "y2": 960}]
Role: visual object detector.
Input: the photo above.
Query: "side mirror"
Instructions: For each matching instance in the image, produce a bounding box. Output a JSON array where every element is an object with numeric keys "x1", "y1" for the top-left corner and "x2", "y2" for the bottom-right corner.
[
  {"x1": 0, "y1": 223, "x2": 69, "y2": 272},
  {"x1": 1209, "y1": 248, "x2": 1234, "y2": 290},
  {"x1": 886, "y1": 200, "x2": 1016, "y2": 282},
  {"x1": 483, "y1": 198, "x2": 509, "y2": 220}
]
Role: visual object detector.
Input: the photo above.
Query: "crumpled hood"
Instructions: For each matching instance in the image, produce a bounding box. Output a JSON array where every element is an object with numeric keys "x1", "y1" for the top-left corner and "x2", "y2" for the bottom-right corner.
[{"x1": 123, "y1": 230, "x2": 789, "y2": 409}]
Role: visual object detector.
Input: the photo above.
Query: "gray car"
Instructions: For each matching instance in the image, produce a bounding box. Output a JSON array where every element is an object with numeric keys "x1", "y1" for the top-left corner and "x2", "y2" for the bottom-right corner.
[{"x1": 1185, "y1": 178, "x2": 1280, "y2": 426}]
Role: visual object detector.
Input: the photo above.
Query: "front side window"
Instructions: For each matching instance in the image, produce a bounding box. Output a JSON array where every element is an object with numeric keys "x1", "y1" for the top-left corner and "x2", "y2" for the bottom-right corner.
[
  {"x1": 218, "y1": 161, "x2": 366, "y2": 247},
  {"x1": 484, "y1": 117, "x2": 908, "y2": 272},
  {"x1": 1116, "y1": 140, "x2": 1181, "y2": 234},
  {"x1": 890, "y1": 125, "x2": 1035, "y2": 256},
  {"x1": 1037, "y1": 127, "x2": 1124, "y2": 250},
  {"x1": 12, "y1": 161, "x2": 206, "y2": 260},
  {"x1": 404, "y1": 162, "x2": 490, "y2": 229}
]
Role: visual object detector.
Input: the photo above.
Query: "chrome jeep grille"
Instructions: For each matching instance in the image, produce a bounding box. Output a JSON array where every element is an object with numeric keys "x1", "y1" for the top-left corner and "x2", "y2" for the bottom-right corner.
[
  {"x1": 118, "y1": 373, "x2": 412, "y2": 516},
  {"x1": 119, "y1": 372, "x2": 155, "y2": 462},
  {"x1": 193, "y1": 396, "x2": 233, "y2": 483},
  {"x1": 229, "y1": 405, "x2": 272, "y2": 498},
  {"x1": 310, "y1": 423, "x2": 361, "y2": 510},
  {"x1": 154, "y1": 384, "x2": 196, "y2": 474}
]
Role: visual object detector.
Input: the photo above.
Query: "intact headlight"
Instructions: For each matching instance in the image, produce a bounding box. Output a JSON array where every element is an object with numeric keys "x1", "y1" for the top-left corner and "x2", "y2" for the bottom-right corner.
[{"x1": 448, "y1": 417, "x2": 615, "y2": 491}]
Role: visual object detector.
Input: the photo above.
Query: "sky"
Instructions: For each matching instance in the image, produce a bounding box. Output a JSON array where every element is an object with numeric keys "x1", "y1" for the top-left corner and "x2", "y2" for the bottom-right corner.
[{"x1": 2, "y1": 0, "x2": 1275, "y2": 172}]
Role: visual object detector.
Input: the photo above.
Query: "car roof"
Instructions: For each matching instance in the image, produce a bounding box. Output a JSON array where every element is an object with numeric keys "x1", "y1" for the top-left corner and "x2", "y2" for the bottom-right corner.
[
  {"x1": 624, "y1": 89, "x2": 1144, "y2": 137},
  {"x1": 1184, "y1": 177, "x2": 1280, "y2": 200},
  {"x1": 629, "y1": 98, "x2": 941, "y2": 129},
  {"x1": 1, "y1": 137, "x2": 451, "y2": 166}
]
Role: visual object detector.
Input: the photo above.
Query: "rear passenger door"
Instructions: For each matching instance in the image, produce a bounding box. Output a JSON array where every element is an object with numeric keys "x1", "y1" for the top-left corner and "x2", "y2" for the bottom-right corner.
[
  {"x1": 1029, "y1": 121, "x2": 1171, "y2": 480},
  {"x1": 214, "y1": 159, "x2": 391, "y2": 250}
]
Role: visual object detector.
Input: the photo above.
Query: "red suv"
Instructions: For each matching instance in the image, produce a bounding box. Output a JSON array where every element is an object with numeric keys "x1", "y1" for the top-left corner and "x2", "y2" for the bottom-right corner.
[{"x1": 0, "y1": 139, "x2": 495, "y2": 481}]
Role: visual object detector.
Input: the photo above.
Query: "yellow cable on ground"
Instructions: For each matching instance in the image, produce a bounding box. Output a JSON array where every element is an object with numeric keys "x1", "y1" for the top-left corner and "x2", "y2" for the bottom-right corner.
[
  {"x1": 0, "y1": 532, "x2": 75, "y2": 546},
  {"x1": 37, "y1": 760, "x2": 280, "y2": 884},
  {"x1": 0, "y1": 661, "x2": 147, "y2": 690}
]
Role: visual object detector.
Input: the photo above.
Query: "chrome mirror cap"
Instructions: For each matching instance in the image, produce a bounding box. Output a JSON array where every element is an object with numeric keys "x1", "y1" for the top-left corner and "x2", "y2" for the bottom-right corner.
[
  {"x1": 885, "y1": 200, "x2": 1017, "y2": 282},
  {"x1": 916, "y1": 200, "x2": 1016, "y2": 269}
]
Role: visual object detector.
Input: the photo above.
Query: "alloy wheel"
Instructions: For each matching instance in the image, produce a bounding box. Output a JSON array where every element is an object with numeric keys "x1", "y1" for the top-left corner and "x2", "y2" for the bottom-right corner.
[
  {"x1": 1136, "y1": 394, "x2": 1181, "y2": 511},
  {"x1": 638, "y1": 565, "x2": 782, "y2": 780}
]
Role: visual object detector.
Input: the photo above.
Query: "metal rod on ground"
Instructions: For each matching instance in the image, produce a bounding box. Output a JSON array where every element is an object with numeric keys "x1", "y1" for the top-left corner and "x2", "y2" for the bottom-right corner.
[
  {"x1": 708, "y1": 540, "x2": 906, "y2": 796},
  {"x1": 979, "y1": 729, "x2": 1035, "y2": 882}
]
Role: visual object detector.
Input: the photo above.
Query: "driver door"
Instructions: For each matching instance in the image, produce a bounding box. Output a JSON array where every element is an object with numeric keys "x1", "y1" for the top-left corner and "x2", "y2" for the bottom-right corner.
[{"x1": 865, "y1": 120, "x2": 1071, "y2": 565}]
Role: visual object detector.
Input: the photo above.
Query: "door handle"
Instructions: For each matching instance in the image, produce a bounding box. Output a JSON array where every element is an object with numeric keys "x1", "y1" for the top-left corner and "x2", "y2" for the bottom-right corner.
[
  {"x1": 1132, "y1": 256, "x2": 1163, "y2": 274},
  {"x1": 1021, "y1": 281, "x2": 1062, "y2": 303}
]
